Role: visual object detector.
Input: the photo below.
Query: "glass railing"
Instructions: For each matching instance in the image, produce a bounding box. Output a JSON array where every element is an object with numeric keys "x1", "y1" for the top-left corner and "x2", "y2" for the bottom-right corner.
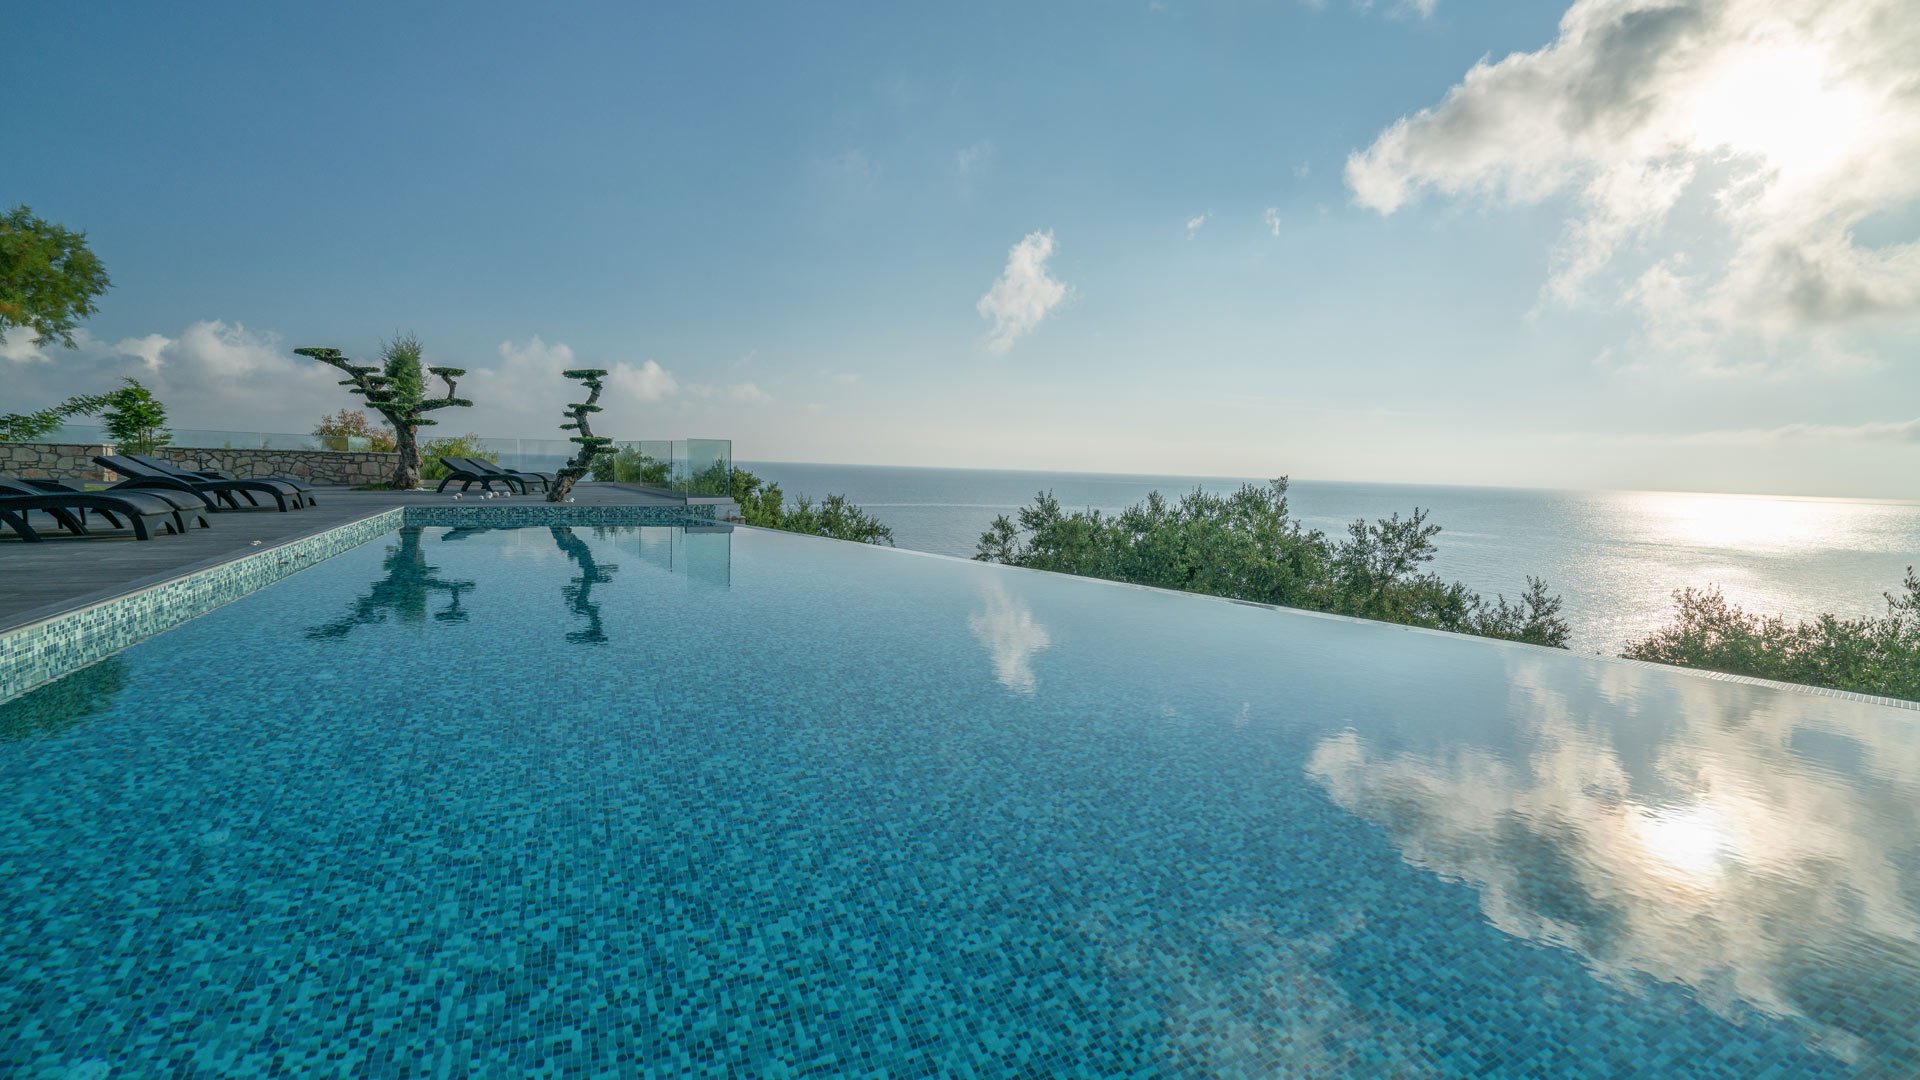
[
  {"x1": 674, "y1": 439, "x2": 733, "y2": 497},
  {"x1": 592, "y1": 439, "x2": 731, "y2": 496}
]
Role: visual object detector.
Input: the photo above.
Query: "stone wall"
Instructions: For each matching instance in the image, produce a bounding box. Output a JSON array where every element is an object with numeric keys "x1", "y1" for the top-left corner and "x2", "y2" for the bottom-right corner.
[
  {"x1": 0, "y1": 442, "x2": 400, "y2": 486},
  {"x1": 156, "y1": 447, "x2": 399, "y2": 486},
  {"x1": 0, "y1": 442, "x2": 116, "y2": 481}
]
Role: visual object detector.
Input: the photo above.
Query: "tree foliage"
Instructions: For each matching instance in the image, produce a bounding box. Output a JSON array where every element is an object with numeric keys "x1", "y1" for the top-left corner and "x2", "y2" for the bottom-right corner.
[
  {"x1": 1623, "y1": 571, "x2": 1920, "y2": 702},
  {"x1": 0, "y1": 205, "x2": 112, "y2": 347},
  {"x1": 591, "y1": 447, "x2": 670, "y2": 484},
  {"x1": 730, "y1": 468, "x2": 894, "y2": 545},
  {"x1": 0, "y1": 391, "x2": 112, "y2": 442},
  {"x1": 99, "y1": 378, "x2": 171, "y2": 454},
  {"x1": 976, "y1": 479, "x2": 1570, "y2": 648},
  {"x1": 296, "y1": 335, "x2": 471, "y2": 488},
  {"x1": 313, "y1": 408, "x2": 396, "y2": 452}
]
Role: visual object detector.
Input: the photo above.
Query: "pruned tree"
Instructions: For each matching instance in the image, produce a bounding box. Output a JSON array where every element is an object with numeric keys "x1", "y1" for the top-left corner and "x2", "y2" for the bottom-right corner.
[
  {"x1": 295, "y1": 334, "x2": 470, "y2": 489},
  {"x1": 548, "y1": 368, "x2": 612, "y2": 502}
]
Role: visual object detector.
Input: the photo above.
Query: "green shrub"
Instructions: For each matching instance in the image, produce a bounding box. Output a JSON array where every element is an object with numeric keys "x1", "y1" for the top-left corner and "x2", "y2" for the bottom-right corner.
[
  {"x1": 1623, "y1": 570, "x2": 1920, "y2": 702},
  {"x1": 976, "y1": 479, "x2": 1570, "y2": 648},
  {"x1": 419, "y1": 434, "x2": 500, "y2": 480},
  {"x1": 590, "y1": 447, "x2": 671, "y2": 484},
  {"x1": 728, "y1": 467, "x2": 892, "y2": 545}
]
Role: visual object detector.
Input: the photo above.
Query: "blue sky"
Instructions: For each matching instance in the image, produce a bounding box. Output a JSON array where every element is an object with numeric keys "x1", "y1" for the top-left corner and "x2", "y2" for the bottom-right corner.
[{"x1": 4, "y1": 0, "x2": 1917, "y2": 497}]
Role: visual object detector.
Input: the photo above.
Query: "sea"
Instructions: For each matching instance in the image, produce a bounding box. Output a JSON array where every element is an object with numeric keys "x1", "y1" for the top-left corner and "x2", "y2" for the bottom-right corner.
[{"x1": 742, "y1": 461, "x2": 1920, "y2": 654}]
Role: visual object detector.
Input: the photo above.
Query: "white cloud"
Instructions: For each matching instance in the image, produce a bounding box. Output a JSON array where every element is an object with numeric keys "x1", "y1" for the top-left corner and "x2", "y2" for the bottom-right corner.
[
  {"x1": 1185, "y1": 212, "x2": 1210, "y2": 235},
  {"x1": 1303, "y1": 0, "x2": 1437, "y2": 17},
  {"x1": 1, "y1": 321, "x2": 344, "y2": 431},
  {"x1": 467, "y1": 337, "x2": 681, "y2": 435},
  {"x1": 957, "y1": 140, "x2": 995, "y2": 175},
  {"x1": 977, "y1": 229, "x2": 1068, "y2": 353},
  {"x1": 969, "y1": 582, "x2": 1053, "y2": 693},
  {"x1": 1307, "y1": 653, "x2": 1920, "y2": 1063},
  {"x1": 1618, "y1": 416, "x2": 1920, "y2": 446},
  {"x1": 684, "y1": 380, "x2": 772, "y2": 403},
  {"x1": 1346, "y1": 0, "x2": 1920, "y2": 370},
  {"x1": 2, "y1": 327, "x2": 51, "y2": 363},
  {"x1": 5, "y1": 325, "x2": 702, "y2": 439},
  {"x1": 1263, "y1": 207, "x2": 1282, "y2": 238}
]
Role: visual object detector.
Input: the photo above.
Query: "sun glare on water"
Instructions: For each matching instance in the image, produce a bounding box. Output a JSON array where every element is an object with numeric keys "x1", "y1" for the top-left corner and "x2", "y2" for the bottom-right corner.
[{"x1": 1629, "y1": 803, "x2": 1735, "y2": 884}]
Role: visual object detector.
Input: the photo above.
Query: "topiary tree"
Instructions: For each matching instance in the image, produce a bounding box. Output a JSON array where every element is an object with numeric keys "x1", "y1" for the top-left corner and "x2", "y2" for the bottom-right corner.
[
  {"x1": 296, "y1": 334, "x2": 471, "y2": 489},
  {"x1": 548, "y1": 368, "x2": 612, "y2": 502}
]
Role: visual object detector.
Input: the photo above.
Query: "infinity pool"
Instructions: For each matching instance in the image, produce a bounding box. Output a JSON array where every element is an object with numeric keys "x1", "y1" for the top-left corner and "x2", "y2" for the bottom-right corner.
[{"x1": 2, "y1": 524, "x2": 1916, "y2": 1076}]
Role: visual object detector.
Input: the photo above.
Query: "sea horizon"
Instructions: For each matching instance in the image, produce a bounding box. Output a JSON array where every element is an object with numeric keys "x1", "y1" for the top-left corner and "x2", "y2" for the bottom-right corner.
[
  {"x1": 739, "y1": 457, "x2": 1920, "y2": 507},
  {"x1": 740, "y1": 460, "x2": 1920, "y2": 656}
]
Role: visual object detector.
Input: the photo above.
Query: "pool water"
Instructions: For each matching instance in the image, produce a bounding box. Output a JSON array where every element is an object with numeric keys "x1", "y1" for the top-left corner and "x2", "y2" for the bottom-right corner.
[{"x1": 2, "y1": 524, "x2": 1916, "y2": 1076}]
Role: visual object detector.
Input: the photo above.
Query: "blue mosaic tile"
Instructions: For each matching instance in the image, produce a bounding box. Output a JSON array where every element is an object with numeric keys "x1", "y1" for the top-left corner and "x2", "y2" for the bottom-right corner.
[
  {"x1": 0, "y1": 506, "x2": 711, "y2": 705},
  {"x1": 1, "y1": 525, "x2": 1915, "y2": 1076}
]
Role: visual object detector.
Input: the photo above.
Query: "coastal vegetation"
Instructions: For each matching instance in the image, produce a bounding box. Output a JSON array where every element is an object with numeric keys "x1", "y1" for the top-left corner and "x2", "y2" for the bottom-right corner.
[
  {"x1": 297, "y1": 335, "x2": 472, "y2": 489},
  {"x1": 591, "y1": 447, "x2": 670, "y2": 485},
  {"x1": 0, "y1": 204, "x2": 111, "y2": 347},
  {"x1": 730, "y1": 467, "x2": 894, "y2": 546},
  {"x1": 975, "y1": 480, "x2": 1570, "y2": 647},
  {"x1": 1627, "y1": 572, "x2": 1920, "y2": 702}
]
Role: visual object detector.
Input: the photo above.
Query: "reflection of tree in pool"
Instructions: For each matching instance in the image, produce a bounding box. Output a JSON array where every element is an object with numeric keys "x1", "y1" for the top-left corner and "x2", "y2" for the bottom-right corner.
[
  {"x1": 551, "y1": 526, "x2": 618, "y2": 645},
  {"x1": 308, "y1": 528, "x2": 475, "y2": 639},
  {"x1": 0, "y1": 657, "x2": 127, "y2": 741}
]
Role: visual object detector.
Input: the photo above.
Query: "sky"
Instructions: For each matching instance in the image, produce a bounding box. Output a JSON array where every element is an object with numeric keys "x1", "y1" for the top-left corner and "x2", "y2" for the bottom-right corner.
[{"x1": 3, "y1": 0, "x2": 1917, "y2": 498}]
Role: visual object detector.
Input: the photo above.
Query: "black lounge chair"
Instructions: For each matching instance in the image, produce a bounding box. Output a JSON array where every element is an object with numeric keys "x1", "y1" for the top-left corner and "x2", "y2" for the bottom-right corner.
[
  {"x1": 0, "y1": 485, "x2": 185, "y2": 541},
  {"x1": 435, "y1": 457, "x2": 528, "y2": 494},
  {"x1": 94, "y1": 454, "x2": 308, "y2": 512},
  {"x1": 123, "y1": 453, "x2": 319, "y2": 503},
  {"x1": 463, "y1": 457, "x2": 555, "y2": 493},
  {"x1": 13, "y1": 477, "x2": 211, "y2": 532}
]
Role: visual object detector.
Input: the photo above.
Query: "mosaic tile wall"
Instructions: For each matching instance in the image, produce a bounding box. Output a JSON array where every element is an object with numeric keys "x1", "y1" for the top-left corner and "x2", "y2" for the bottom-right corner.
[{"x1": 0, "y1": 504, "x2": 710, "y2": 704}]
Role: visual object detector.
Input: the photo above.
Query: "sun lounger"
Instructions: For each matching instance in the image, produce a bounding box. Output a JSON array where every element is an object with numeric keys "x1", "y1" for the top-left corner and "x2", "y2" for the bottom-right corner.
[
  {"x1": 123, "y1": 453, "x2": 319, "y2": 502},
  {"x1": 435, "y1": 457, "x2": 526, "y2": 494},
  {"x1": 15, "y1": 477, "x2": 211, "y2": 532},
  {"x1": 0, "y1": 485, "x2": 185, "y2": 541},
  {"x1": 461, "y1": 458, "x2": 555, "y2": 492},
  {"x1": 94, "y1": 454, "x2": 308, "y2": 511}
]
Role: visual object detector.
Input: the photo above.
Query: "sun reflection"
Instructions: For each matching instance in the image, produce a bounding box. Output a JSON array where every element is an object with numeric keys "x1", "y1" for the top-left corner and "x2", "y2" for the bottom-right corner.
[
  {"x1": 1637, "y1": 491, "x2": 1840, "y2": 554},
  {"x1": 1628, "y1": 803, "x2": 1732, "y2": 884}
]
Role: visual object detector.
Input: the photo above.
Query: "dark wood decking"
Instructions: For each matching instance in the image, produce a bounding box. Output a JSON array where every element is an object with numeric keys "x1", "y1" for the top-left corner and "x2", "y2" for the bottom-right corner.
[{"x1": 0, "y1": 484, "x2": 688, "y2": 633}]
